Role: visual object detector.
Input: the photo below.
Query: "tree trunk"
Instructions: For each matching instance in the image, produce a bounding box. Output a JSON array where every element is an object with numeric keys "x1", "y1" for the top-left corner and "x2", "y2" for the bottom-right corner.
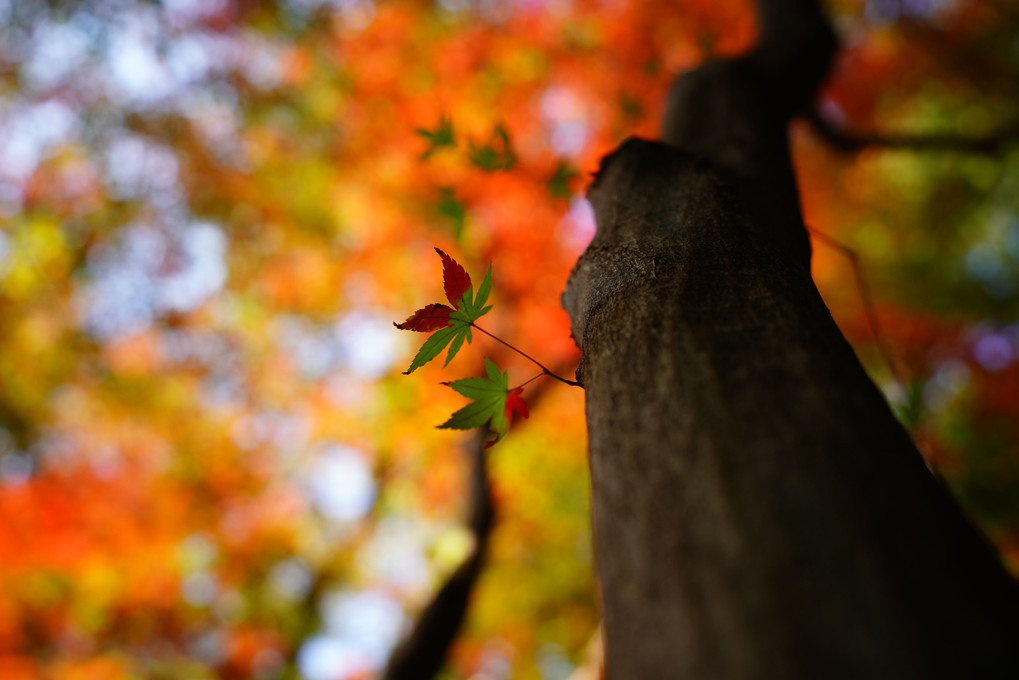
[{"x1": 561, "y1": 1, "x2": 1019, "y2": 678}]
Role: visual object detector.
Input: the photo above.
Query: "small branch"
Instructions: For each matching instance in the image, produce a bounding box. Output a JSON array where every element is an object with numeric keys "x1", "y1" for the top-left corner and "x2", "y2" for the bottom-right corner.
[
  {"x1": 471, "y1": 322, "x2": 582, "y2": 387},
  {"x1": 382, "y1": 429, "x2": 493, "y2": 680},
  {"x1": 806, "y1": 108, "x2": 1019, "y2": 155},
  {"x1": 383, "y1": 371, "x2": 565, "y2": 680}
]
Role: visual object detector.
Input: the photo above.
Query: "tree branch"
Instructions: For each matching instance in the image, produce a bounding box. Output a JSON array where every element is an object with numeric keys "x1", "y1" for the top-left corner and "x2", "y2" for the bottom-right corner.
[
  {"x1": 806, "y1": 107, "x2": 1019, "y2": 155},
  {"x1": 381, "y1": 429, "x2": 493, "y2": 680},
  {"x1": 379, "y1": 535, "x2": 483, "y2": 680},
  {"x1": 381, "y1": 366, "x2": 568, "y2": 680}
]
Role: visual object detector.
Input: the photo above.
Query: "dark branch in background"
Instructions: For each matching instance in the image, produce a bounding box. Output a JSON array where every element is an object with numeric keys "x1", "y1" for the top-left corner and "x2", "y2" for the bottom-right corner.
[
  {"x1": 382, "y1": 368, "x2": 566, "y2": 680},
  {"x1": 806, "y1": 107, "x2": 1019, "y2": 155},
  {"x1": 382, "y1": 428, "x2": 493, "y2": 680}
]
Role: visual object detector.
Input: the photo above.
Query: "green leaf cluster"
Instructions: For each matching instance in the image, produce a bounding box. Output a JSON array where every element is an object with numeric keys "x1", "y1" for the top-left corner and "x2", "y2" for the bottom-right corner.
[
  {"x1": 403, "y1": 264, "x2": 493, "y2": 374},
  {"x1": 417, "y1": 117, "x2": 515, "y2": 172}
]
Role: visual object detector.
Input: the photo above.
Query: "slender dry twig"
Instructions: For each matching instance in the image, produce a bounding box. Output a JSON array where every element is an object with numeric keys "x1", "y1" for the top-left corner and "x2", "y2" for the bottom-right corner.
[
  {"x1": 471, "y1": 322, "x2": 582, "y2": 387},
  {"x1": 807, "y1": 226, "x2": 906, "y2": 391}
]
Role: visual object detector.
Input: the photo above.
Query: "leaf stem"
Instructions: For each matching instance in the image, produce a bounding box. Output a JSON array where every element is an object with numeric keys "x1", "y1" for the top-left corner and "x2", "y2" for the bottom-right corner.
[
  {"x1": 514, "y1": 372, "x2": 545, "y2": 390},
  {"x1": 471, "y1": 322, "x2": 581, "y2": 387}
]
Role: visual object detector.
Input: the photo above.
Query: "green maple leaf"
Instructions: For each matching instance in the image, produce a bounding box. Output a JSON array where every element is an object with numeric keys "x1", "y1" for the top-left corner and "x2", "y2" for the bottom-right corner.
[
  {"x1": 468, "y1": 124, "x2": 516, "y2": 171},
  {"x1": 396, "y1": 250, "x2": 493, "y2": 374},
  {"x1": 417, "y1": 116, "x2": 456, "y2": 159},
  {"x1": 435, "y1": 187, "x2": 467, "y2": 241},
  {"x1": 547, "y1": 161, "x2": 579, "y2": 199},
  {"x1": 439, "y1": 359, "x2": 529, "y2": 445}
]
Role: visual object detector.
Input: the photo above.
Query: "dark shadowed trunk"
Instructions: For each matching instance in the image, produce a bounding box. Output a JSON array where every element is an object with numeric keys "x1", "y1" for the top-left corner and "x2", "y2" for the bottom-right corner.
[{"x1": 561, "y1": 0, "x2": 1019, "y2": 677}]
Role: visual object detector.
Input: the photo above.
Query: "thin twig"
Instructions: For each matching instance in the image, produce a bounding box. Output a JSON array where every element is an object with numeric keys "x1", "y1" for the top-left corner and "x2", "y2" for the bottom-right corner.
[
  {"x1": 471, "y1": 322, "x2": 582, "y2": 387},
  {"x1": 807, "y1": 226, "x2": 906, "y2": 391},
  {"x1": 514, "y1": 372, "x2": 546, "y2": 391}
]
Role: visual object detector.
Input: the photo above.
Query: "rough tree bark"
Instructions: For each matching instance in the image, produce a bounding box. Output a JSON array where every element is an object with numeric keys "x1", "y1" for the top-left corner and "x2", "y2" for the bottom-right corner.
[{"x1": 561, "y1": 1, "x2": 1019, "y2": 678}]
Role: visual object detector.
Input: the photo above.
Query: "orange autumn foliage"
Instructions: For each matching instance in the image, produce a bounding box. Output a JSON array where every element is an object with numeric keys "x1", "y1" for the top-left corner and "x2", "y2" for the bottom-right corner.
[{"x1": 0, "y1": 1, "x2": 1016, "y2": 678}]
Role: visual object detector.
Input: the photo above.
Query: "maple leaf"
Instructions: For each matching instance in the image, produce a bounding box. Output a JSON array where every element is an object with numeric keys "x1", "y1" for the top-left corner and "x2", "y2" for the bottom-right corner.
[
  {"x1": 436, "y1": 247, "x2": 471, "y2": 308},
  {"x1": 397, "y1": 249, "x2": 493, "y2": 374},
  {"x1": 506, "y1": 387, "x2": 529, "y2": 421},
  {"x1": 436, "y1": 187, "x2": 467, "y2": 241},
  {"x1": 468, "y1": 124, "x2": 516, "y2": 171},
  {"x1": 547, "y1": 161, "x2": 579, "y2": 199},
  {"x1": 439, "y1": 359, "x2": 528, "y2": 444},
  {"x1": 393, "y1": 303, "x2": 454, "y2": 332},
  {"x1": 417, "y1": 116, "x2": 456, "y2": 159}
]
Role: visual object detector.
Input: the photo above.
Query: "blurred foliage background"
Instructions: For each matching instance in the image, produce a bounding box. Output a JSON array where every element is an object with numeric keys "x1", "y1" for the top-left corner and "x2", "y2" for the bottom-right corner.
[{"x1": 0, "y1": 0, "x2": 1017, "y2": 678}]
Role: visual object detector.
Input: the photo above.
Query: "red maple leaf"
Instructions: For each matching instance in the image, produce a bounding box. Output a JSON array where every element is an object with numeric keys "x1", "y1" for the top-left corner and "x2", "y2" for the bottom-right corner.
[
  {"x1": 435, "y1": 247, "x2": 472, "y2": 308},
  {"x1": 394, "y1": 247, "x2": 492, "y2": 374},
  {"x1": 393, "y1": 303, "x2": 454, "y2": 332},
  {"x1": 505, "y1": 387, "x2": 529, "y2": 422}
]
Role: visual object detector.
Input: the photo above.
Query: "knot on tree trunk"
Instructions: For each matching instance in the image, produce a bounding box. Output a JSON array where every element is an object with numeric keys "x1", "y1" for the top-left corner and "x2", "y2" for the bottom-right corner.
[{"x1": 562, "y1": 139, "x2": 742, "y2": 362}]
